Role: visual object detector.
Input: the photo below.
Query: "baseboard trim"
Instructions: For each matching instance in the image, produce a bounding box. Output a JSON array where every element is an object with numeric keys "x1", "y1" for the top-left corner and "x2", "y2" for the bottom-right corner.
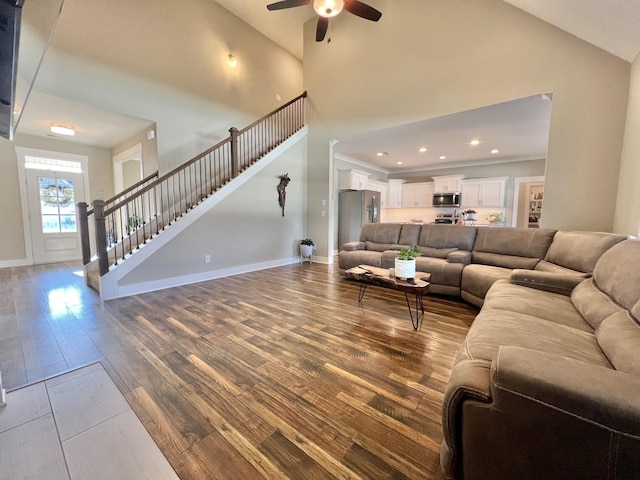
[{"x1": 0, "y1": 258, "x2": 30, "y2": 269}]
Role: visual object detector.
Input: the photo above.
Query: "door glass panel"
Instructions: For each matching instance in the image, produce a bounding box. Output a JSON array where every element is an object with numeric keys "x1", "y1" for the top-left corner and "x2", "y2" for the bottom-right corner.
[{"x1": 38, "y1": 177, "x2": 77, "y2": 233}]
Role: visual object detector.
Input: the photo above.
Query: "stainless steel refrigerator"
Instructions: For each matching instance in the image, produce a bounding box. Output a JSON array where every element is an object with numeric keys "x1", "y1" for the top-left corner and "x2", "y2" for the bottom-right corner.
[{"x1": 338, "y1": 190, "x2": 380, "y2": 250}]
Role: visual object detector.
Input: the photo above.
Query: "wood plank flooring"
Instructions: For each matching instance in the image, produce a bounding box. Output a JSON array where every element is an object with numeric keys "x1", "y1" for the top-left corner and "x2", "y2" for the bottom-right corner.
[{"x1": 0, "y1": 261, "x2": 478, "y2": 479}]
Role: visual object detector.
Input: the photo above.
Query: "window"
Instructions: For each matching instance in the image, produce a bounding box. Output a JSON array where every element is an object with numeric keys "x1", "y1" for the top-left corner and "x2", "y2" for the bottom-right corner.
[{"x1": 38, "y1": 177, "x2": 77, "y2": 233}]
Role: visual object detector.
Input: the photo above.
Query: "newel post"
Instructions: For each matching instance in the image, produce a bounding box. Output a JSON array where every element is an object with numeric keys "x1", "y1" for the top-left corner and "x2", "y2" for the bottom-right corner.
[
  {"x1": 77, "y1": 202, "x2": 91, "y2": 265},
  {"x1": 93, "y1": 199, "x2": 109, "y2": 276},
  {"x1": 229, "y1": 126, "x2": 240, "y2": 178}
]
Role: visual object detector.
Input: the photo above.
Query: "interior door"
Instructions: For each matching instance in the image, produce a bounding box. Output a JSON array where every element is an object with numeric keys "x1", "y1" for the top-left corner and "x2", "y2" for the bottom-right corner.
[{"x1": 25, "y1": 169, "x2": 86, "y2": 263}]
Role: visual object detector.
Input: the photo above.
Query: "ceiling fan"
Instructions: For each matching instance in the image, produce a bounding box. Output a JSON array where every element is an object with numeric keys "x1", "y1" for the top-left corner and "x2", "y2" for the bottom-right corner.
[{"x1": 266, "y1": 0, "x2": 382, "y2": 42}]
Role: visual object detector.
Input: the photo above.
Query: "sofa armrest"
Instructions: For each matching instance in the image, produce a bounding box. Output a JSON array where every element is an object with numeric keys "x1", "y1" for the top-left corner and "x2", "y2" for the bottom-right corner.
[
  {"x1": 510, "y1": 268, "x2": 585, "y2": 296},
  {"x1": 342, "y1": 241, "x2": 366, "y2": 251},
  {"x1": 446, "y1": 250, "x2": 471, "y2": 264},
  {"x1": 493, "y1": 346, "x2": 640, "y2": 437}
]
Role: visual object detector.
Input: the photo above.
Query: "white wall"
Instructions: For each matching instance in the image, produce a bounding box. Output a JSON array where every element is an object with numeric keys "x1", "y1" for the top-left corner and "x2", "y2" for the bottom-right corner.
[
  {"x1": 614, "y1": 53, "x2": 640, "y2": 237},
  {"x1": 304, "y1": 0, "x2": 630, "y2": 257}
]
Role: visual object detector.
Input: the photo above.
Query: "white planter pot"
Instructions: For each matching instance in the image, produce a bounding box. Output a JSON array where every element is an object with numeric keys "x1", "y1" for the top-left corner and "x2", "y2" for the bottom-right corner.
[
  {"x1": 300, "y1": 244, "x2": 313, "y2": 258},
  {"x1": 394, "y1": 258, "x2": 416, "y2": 280}
]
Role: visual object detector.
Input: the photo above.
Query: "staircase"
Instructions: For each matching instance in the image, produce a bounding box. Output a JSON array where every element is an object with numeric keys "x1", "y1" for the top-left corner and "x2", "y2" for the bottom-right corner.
[{"x1": 78, "y1": 92, "x2": 307, "y2": 296}]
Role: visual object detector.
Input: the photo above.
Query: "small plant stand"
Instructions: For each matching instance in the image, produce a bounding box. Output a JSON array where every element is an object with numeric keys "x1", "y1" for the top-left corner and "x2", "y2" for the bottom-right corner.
[{"x1": 300, "y1": 245, "x2": 313, "y2": 264}]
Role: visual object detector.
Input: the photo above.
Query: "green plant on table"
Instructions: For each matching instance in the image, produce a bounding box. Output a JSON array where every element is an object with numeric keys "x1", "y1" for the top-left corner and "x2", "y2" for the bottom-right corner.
[{"x1": 397, "y1": 246, "x2": 422, "y2": 260}]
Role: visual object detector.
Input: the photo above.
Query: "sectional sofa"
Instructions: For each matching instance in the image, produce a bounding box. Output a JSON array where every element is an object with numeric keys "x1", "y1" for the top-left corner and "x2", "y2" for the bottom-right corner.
[{"x1": 339, "y1": 223, "x2": 640, "y2": 479}]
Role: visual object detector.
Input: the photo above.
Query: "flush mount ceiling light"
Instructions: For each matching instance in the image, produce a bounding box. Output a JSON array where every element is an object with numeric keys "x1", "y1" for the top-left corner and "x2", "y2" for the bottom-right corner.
[
  {"x1": 267, "y1": 0, "x2": 382, "y2": 42},
  {"x1": 470, "y1": 139, "x2": 480, "y2": 146},
  {"x1": 491, "y1": 148, "x2": 499, "y2": 154},
  {"x1": 396, "y1": 161, "x2": 403, "y2": 165},
  {"x1": 439, "y1": 155, "x2": 447, "y2": 160},
  {"x1": 228, "y1": 54, "x2": 237, "y2": 68},
  {"x1": 50, "y1": 124, "x2": 75, "y2": 136},
  {"x1": 419, "y1": 147, "x2": 427, "y2": 153}
]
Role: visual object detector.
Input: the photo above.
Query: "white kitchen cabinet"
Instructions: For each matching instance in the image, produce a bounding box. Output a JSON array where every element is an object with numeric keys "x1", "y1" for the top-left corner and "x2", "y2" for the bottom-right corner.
[
  {"x1": 461, "y1": 177, "x2": 507, "y2": 207},
  {"x1": 402, "y1": 182, "x2": 434, "y2": 207},
  {"x1": 386, "y1": 179, "x2": 405, "y2": 208},
  {"x1": 432, "y1": 175, "x2": 465, "y2": 193},
  {"x1": 339, "y1": 169, "x2": 370, "y2": 190}
]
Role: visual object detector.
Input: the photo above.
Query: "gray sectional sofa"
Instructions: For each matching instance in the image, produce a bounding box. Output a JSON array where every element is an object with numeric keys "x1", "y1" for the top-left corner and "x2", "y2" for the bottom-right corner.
[{"x1": 339, "y1": 223, "x2": 640, "y2": 479}]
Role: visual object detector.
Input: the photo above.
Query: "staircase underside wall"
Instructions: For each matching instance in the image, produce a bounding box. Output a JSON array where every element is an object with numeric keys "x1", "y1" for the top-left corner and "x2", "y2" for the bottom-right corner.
[{"x1": 100, "y1": 129, "x2": 308, "y2": 300}]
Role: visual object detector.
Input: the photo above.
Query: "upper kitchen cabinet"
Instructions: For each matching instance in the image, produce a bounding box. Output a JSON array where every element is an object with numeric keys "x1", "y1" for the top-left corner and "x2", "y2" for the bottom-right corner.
[
  {"x1": 386, "y1": 179, "x2": 405, "y2": 208},
  {"x1": 432, "y1": 175, "x2": 465, "y2": 193},
  {"x1": 339, "y1": 169, "x2": 371, "y2": 190},
  {"x1": 402, "y1": 182, "x2": 434, "y2": 208},
  {"x1": 367, "y1": 179, "x2": 389, "y2": 208},
  {"x1": 461, "y1": 177, "x2": 507, "y2": 207}
]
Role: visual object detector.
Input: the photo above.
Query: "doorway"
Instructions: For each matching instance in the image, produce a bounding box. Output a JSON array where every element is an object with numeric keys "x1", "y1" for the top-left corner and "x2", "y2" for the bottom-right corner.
[
  {"x1": 512, "y1": 176, "x2": 545, "y2": 228},
  {"x1": 113, "y1": 143, "x2": 143, "y2": 193},
  {"x1": 16, "y1": 147, "x2": 90, "y2": 264}
]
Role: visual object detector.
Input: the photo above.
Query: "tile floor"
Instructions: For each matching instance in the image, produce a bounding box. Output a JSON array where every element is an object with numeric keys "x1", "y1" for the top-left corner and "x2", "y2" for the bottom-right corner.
[{"x1": 0, "y1": 362, "x2": 178, "y2": 480}]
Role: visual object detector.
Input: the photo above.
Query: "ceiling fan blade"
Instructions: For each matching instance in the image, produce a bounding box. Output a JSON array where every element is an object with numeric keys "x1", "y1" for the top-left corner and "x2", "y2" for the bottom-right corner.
[
  {"x1": 316, "y1": 17, "x2": 329, "y2": 42},
  {"x1": 344, "y1": 0, "x2": 382, "y2": 21},
  {"x1": 267, "y1": 0, "x2": 310, "y2": 11}
]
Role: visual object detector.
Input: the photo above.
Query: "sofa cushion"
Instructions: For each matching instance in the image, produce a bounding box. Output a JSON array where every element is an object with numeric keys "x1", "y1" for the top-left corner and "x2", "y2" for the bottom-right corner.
[
  {"x1": 338, "y1": 249, "x2": 383, "y2": 270},
  {"x1": 366, "y1": 241, "x2": 392, "y2": 252},
  {"x1": 414, "y1": 257, "x2": 465, "y2": 288},
  {"x1": 472, "y1": 227, "x2": 556, "y2": 266},
  {"x1": 458, "y1": 309, "x2": 612, "y2": 368},
  {"x1": 543, "y1": 231, "x2": 628, "y2": 274},
  {"x1": 484, "y1": 280, "x2": 593, "y2": 332},
  {"x1": 592, "y1": 239, "x2": 640, "y2": 321},
  {"x1": 596, "y1": 311, "x2": 640, "y2": 375},
  {"x1": 418, "y1": 224, "x2": 477, "y2": 251},
  {"x1": 535, "y1": 260, "x2": 591, "y2": 277},
  {"x1": 471, "y1": 252, "x2": 540, "y2": 270},
  {"x1": 359, "y1": 223, "x2": 402, "y2": 244},
  {"x1": 398, "y1": 223, "x2": 422, "y2": 247},
  {"x1": 571, "y1": 278, "x2": 624, "y2": 330},
  {"x1": 416, "y1": 246, "x2": 458, "y2": 259},
  {"x1": 461, "y1": 264, "x2": 513, "y2": 302}
]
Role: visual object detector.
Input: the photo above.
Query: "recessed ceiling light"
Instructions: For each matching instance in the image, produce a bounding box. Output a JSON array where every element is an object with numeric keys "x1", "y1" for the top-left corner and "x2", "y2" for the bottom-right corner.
[
  {"x1": 419, "y1": 147, "x2": 427, "y2": 153},
  {"x1": 396, "y1": 161, "x2": 403, "y2": 165},
  {"x1": 376, "y1": 152, "x2": 389, "y2": 157},
  {"x1": 491, "y1": 149, "x2": 499, "y2": 154},
  {"x1": 470, "y1": 139, "x2": 480, "y2": 146},
  {"x1": 50, "y1": 124, "x2": 75, "y2": 136},
  {"x1": 439, "y1": 155, "x2": 447, "y2": 160}
]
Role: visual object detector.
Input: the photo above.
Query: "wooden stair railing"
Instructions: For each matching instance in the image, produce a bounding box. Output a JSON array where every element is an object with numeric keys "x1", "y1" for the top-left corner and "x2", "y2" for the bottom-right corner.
[{"x1": 78, "y1": 92, "x2": 307, "y2": 276}]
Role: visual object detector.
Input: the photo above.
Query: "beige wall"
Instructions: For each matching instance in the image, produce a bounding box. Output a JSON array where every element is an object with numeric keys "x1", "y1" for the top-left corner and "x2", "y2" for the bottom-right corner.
[
  {"x1": 614, "y1": 53, "x2": 640, "y2": 237},
  {"x1": 304, "y1": 0, "x2": 630, "y2": 256},
  {"x1": 0, "y1": 133, "x2": 113, "y2": 262},
  {"x1": 34, "y1": 0, "x2": 304, "y2": 173},
  {"x1": 112, "y1": 124, "x2": 158, "y2": 179},
  {"x1": 120, "y1": 137, "x2": 307, "y2": 286}
]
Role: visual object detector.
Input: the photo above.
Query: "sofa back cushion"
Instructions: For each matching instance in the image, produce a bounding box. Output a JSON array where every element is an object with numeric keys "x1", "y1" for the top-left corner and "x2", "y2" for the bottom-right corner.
[
  {"x1": 416, "y1": 246, "x2": 458, "y2": 259},
  {"x1": 571, "y1": 278, "x2": 624, "y2": 330},
  {"x1": 471, "y1": 227, "x2": 556, "y2": 269},
  {"x1": 359, "y1": 223, "x2": 402, "y2": 245},
  {"x1": 418, "y1": 224, "x2": 477, "y2": 250},
  {"x1": 596, "y1": 311, "x2": 640, "y2": 375},
  {"x1": 592, "y1": 239, "x2": 640, "y2": 321},
  {"x1": 542, "y1": 231, "x2": 628, "y2": 274},
  {"x1": 398, "y1": 224, "x2": 422, "y2": 247}
]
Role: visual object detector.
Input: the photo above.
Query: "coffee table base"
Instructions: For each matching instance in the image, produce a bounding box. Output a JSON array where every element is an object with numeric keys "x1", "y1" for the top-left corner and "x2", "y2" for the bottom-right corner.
[{"x1": 356, "y1": 282, "x2": 424, "y2": 330}]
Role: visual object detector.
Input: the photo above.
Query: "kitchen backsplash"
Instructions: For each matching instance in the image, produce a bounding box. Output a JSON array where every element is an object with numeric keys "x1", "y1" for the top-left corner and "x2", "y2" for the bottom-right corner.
[{"x1": 381, "y1": 206, "x2": 507, "y2": 224}]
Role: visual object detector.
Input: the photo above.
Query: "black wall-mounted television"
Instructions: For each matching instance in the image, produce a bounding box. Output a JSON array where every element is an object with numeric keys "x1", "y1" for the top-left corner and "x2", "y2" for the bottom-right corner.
[{"x1": 0, "y1": 0, "x2": 23, "y2": 140}]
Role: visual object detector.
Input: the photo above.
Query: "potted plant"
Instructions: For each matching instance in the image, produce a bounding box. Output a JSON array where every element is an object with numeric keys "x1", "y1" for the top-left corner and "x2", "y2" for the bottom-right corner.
[
  {"x1": 463, "y1": 209, "x2": 477, "y2": 221},
  {"x1": 395, "y1": 246, "x2": 422, "y2": 280},
  {"x1": 300, "y1": 238, "x2": 314, "y2": 261},
  {"x1": 486, "y1": 212, "x2": 506, "y2": 225}
]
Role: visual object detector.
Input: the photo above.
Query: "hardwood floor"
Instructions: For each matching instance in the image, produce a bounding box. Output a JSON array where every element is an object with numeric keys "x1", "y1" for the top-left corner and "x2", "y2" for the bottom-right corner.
[{"x1": 0, "y1": 261, "x2": 478, "y2": 479}]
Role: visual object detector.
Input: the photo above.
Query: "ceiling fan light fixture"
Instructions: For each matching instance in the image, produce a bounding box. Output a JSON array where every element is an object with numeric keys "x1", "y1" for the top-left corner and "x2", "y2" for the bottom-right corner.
[{"x1": 313, "y1": 0, "x2": 344, "y2": 18}]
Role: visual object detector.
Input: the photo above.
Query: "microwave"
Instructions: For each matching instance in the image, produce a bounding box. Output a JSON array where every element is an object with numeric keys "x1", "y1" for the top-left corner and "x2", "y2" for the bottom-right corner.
[{"x1": 433, "y1": 192, "x2": 461, "y2": 207}]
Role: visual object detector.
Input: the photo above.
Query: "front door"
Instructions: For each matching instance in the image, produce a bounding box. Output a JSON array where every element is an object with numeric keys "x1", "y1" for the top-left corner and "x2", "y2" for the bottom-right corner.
[{"x1": 25, "y1": 169, "x2": 86, "y2": 263}]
